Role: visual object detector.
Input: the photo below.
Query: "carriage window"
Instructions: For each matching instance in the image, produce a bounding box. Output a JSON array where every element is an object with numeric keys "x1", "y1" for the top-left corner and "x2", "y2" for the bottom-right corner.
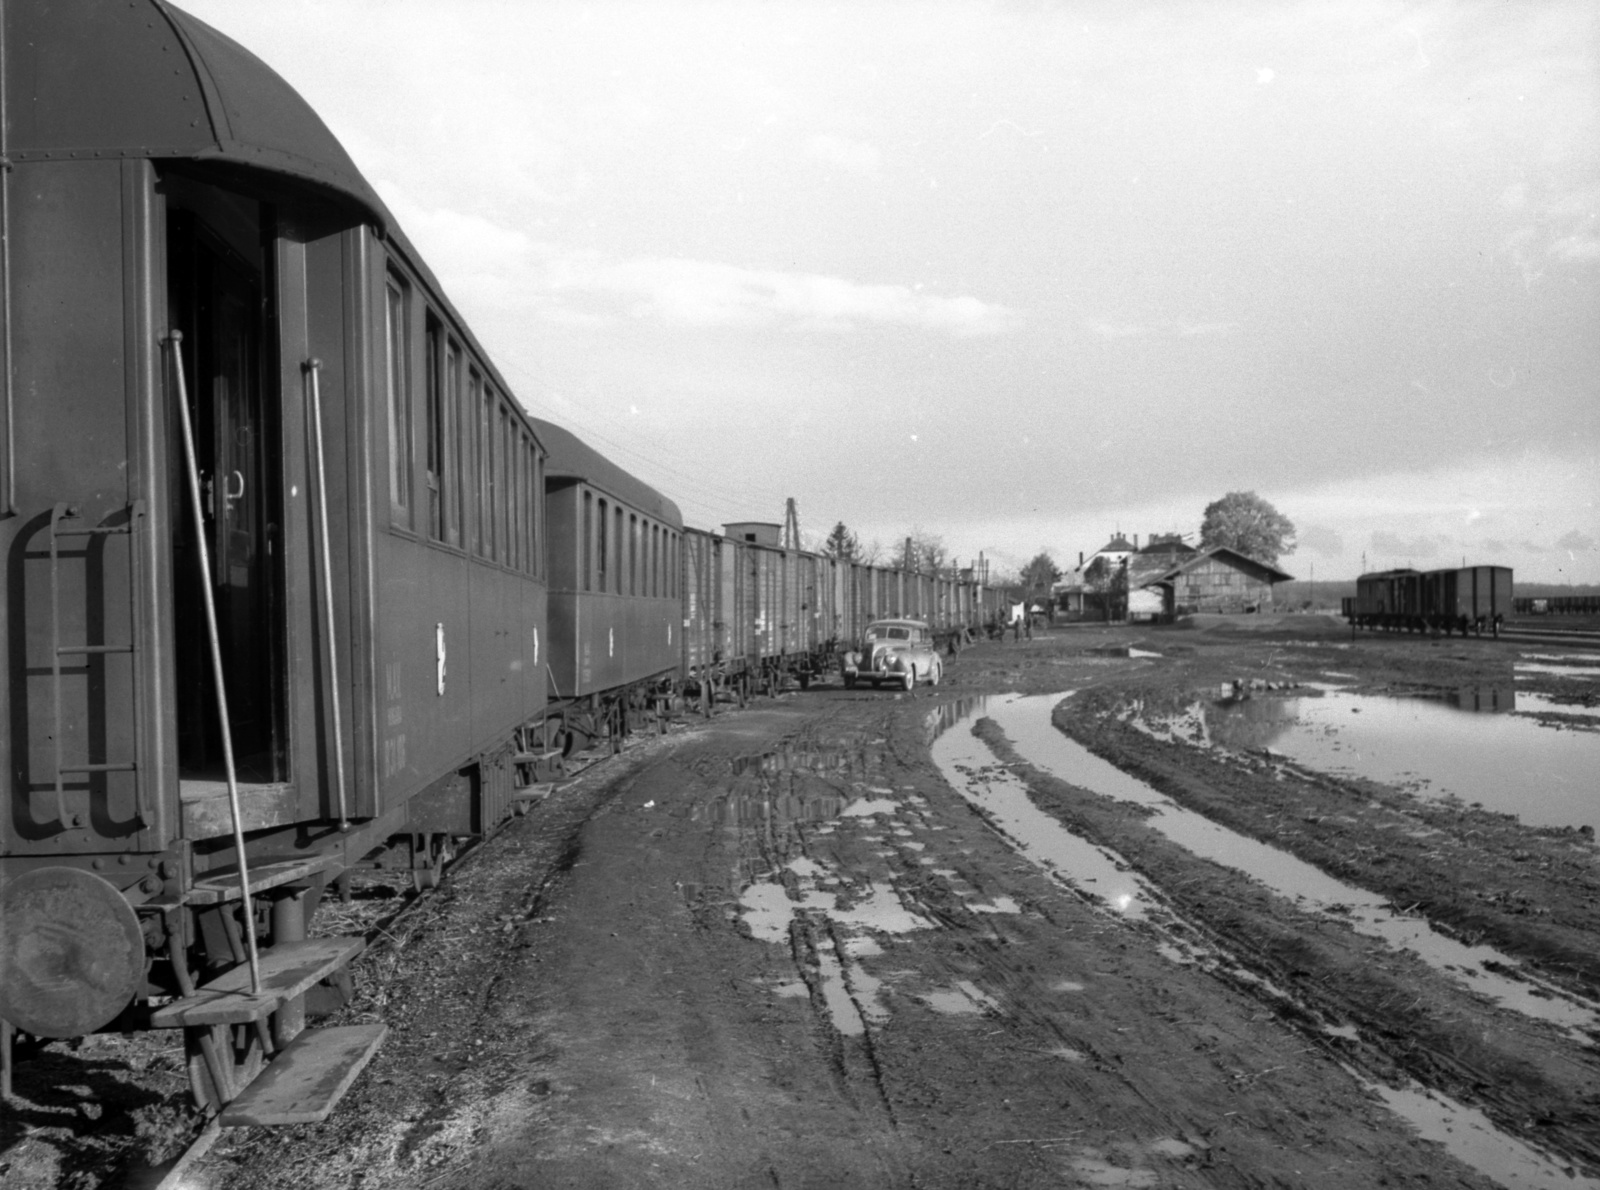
[
  {"x1": 532, "y1": 448, "x2": 543, "y2": 576},
  {"x1": 597, "y1": 498, "x2": 609, "y2": 591},
  {"x1": 614, "y1": 506, "x2": 624, "y2": 594},
  {"x1": 444, "y1": 338, "x2": 462, "y2": 546},
  {"x1": 424, "y1": 314, "x2": 445, "y2": 540},
  {"x1": 629, "y1": 514, "x2": 639, "y2": 596},
  {"x1": 582, "y1": 491, "x2": 593, "y2": 591},
  {"x1": 482, "y1": 384, "x2": 497, "y2": 560},
  {"x1": 466, "y1": 369, "x2": 482, "y2": 555},
  {"x1": 498, "y1": 406, "x2": 512, "y2": 565},
  {"x1": 386, "y1": 275, "x2": 411, "y2": 522},
  {"x1": 509, "y1": 423, "x2": 522, "y2": 570}
]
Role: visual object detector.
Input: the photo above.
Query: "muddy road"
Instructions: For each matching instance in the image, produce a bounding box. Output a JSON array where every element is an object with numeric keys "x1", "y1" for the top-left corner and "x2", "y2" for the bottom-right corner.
[{"x1": 6, "y1": 615, "x2": 1599, "y2": 1189}]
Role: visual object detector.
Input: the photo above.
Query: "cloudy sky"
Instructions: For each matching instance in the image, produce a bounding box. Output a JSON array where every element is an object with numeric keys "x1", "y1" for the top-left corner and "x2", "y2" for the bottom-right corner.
[{"x1": 186, "y1": 0, "x2": 1598, "y2": 583}]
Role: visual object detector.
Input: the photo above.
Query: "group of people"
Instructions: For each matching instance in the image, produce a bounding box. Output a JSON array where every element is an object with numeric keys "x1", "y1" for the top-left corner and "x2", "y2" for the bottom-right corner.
[{"x1": 978, "y1": 599, "x2": 1050, "y2": 642}]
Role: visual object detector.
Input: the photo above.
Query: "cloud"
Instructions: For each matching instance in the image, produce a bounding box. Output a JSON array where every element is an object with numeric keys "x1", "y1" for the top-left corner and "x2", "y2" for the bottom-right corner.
[
  {"x1": 547, "y1": 253, "x2": 1012, "y2": 335},
  {"x1": 1298, "y1": 524, "x2": 1344, "y2": 556},
  {"x1": 805, "y1": 134, "x2": 881, "y2": 174},
  {"x1": 1369, "y1": 531, "x2": 1439, "y2": 560},
  {"x1": 1557, "y1": 530, "x2": 1597, "y2": 552}
]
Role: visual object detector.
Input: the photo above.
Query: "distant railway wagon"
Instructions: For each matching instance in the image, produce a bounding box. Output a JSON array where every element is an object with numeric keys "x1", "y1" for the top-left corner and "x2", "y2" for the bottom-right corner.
[
  {"x1": 1343, "y1": 565, "x2": 1511, "y2": 637},
  {"x1": 0, "y1": 0, "x2": 1004, "y2": 1128},
  {"x1": 1514, "y1": 595, "x2": 1600, "y2": 616},
  {"x1": 534, "y1": 417, "x2": 682, "y2": 752}
]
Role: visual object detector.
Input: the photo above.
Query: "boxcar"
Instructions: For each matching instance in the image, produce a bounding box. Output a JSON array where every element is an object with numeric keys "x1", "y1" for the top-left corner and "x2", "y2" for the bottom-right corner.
[
  {"x1": 1, "y1": 0, "x2": 548, "y2": 1119},
  {"x1": 1344, "y1": 566, "x2": 1511, "y2": 637}
]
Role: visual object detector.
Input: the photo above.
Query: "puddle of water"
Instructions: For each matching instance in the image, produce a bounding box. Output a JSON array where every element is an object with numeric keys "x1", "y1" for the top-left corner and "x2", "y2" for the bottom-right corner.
[
  {"x1": 921, "y1": 979, "x2": 1001, "y2": 1016},
  {"x1": 968, "y1": 894, "x2": 1022, "y2": 914},
  {"x1": 1517, "y1": 691, "x2": 1600, "y2": 719},
  {"x1": 1201, "y1": 689, "x2": 1600, "y2": 834},
  {"x1": 1359, "y1": 1074, "x2": 1600, "y2": 1190},
  {"x1": 1516, "y1": 662, "x2": 1600, "y2": 678},
  {"x1": 931, "y1": 716, "x2": 1162, "y2": 920},
  {"x1": 998, "y1": 694, "x2": 1600, "y2": 1037}
]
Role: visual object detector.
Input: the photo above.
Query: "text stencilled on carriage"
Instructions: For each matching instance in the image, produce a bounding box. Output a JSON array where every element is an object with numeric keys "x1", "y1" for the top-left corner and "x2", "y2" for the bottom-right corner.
[{"x1": 383, "y1": 659, "x2": 406, "y2": 777}]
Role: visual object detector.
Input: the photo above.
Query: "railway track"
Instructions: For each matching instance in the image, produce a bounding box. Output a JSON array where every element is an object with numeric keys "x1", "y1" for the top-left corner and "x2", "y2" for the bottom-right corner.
[{"x1": 1498, "y1": 624, "x2": 1600, "y2": 651}]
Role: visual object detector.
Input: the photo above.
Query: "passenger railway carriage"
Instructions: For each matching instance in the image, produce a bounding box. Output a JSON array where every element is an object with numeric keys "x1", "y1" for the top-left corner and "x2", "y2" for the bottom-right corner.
[
  {"x1": 0, "y1": 0, "x2": 547, "y2": 1119},
  {"x1": 0, "y1": 0, "x2": 1000, "y2": 1125}
]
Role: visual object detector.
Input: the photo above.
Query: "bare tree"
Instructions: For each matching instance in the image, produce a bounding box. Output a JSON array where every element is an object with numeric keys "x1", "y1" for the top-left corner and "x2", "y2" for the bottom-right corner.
[{"x1": 892, "y1": 527, "x2": 947, "y2": 574}]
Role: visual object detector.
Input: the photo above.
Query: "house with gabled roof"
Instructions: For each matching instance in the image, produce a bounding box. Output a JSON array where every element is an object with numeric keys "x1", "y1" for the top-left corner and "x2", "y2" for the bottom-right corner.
[{"x1": 1132, "y1": 547, "x2": 1294, "y2": 620}]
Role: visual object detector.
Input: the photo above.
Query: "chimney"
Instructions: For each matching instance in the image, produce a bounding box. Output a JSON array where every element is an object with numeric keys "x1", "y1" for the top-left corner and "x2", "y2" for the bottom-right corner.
[
  {"x1": 1133, "y1": 534, "x2": 1139, "y2": 549},
  {"x1": 1078, "y1": 551, "x2": 1084, "y2": 567}
]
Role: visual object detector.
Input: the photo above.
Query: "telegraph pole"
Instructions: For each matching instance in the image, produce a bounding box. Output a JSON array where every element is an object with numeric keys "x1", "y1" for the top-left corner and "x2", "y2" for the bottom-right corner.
[{"x1": 782, "y1": 498, "x2": 800, "y2": 551}]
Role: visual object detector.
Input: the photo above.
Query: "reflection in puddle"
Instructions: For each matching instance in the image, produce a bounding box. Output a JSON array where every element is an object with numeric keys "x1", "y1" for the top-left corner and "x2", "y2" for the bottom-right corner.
[
  {"x1": 1517, "y1": 691, "x2": 1600, "y2": 719},
  {"x1": 1201, "y1": 689, "x2": 1600, "y2": 834},
  {"x1": 1000, "y1": 694, "x2": 1600, "y2": 1038},
  {"x1": 1443, "y1": 685, "x2": 1516, "y2": 712}
]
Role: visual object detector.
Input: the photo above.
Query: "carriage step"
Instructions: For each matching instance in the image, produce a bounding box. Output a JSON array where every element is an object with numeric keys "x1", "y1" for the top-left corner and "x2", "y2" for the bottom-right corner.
[
  {"x1": 220, "y1": 1023, "x2": 387, "y2": 1127},
  {"x1": 187, "y1": 856, "x2": 340, "y2": 905},
  {"x1": 150, "y1": 936, "x2": 364, "y2": 1028}
]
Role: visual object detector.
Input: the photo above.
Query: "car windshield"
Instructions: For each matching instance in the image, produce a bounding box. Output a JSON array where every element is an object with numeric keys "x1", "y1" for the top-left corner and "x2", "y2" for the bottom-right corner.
[{"x1": 867, "y1": 624, "x2": 914, "y2": 642}]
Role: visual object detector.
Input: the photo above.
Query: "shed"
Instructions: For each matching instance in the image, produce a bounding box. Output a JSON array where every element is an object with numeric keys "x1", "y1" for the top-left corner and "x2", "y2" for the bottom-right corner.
[
  {"x1": 1138, "y1": 548, "x2": 1293, "y2": 619},
  {"x1": 723, "y1": 522, "x2": 782, "y2": 547}
]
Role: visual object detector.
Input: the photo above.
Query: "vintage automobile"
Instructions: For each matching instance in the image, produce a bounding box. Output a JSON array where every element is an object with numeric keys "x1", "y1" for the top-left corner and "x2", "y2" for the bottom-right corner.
[{"x1": 841, "y1": 619, "x2": 944, "y2": 690}]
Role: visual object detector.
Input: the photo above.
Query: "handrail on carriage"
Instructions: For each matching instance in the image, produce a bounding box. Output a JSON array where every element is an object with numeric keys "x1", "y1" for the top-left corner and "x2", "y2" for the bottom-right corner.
[{"x1": 165, "y1": 329, "x2": 262, "y2": 998}]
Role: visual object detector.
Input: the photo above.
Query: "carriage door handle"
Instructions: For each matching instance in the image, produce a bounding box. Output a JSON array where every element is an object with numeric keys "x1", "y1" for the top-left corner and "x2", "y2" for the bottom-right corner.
[{"x1": 223, "y1": 469, "x2": 245, "y2": 514}]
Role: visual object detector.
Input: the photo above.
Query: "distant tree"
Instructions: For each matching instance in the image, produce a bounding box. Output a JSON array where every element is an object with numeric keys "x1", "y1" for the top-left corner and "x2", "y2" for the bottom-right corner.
[
  {"x1": 823, "y1": 521, "x2": 860, "y2": 561},
  {"x1": 858, "y1": 537, "x2": 885, "y2": 565},
  {"x1": 1083, "y1": 555, "x2": 1127, "y2": 622},
  {"x1": 892, "y1": 527, "x2": 947, "y2": 574},
  {"x1": 1199, "y1": 491, "x2": 1296, "y2": 564},
  {"x1": 1020, "y1": 552, "x2": 1061, "y2": 595}
]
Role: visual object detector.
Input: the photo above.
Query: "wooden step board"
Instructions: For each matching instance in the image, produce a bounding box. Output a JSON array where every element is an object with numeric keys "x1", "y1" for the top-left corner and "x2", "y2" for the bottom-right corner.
[
  {"x1": 220, "y1": 1023, "x2": 388, "y2": 1127},
  {"x1": 150, "y1": 937, "x2": 364, "y2": 1028},
  {"x1": 188, "y1": 855, "x2": 339, "y2": 905}
]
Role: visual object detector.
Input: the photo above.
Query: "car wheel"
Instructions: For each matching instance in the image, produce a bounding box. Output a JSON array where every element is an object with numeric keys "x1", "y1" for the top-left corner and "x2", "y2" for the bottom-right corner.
[
  {"x1": 902, "y1": 669, "x2": 915, "y2": 692},
  {"x1": 929, "y1": 661, "x2": 941, "y2": 686}
]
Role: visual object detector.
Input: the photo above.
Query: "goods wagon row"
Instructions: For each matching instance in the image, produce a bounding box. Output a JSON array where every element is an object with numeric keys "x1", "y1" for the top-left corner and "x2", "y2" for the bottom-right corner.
[
  {"x1": 1342, "y1": 566, "x2": 1513, "y2": 637},
  {"x1": 0, "y1": 0, "x2": 1002, "y2": 1126}
]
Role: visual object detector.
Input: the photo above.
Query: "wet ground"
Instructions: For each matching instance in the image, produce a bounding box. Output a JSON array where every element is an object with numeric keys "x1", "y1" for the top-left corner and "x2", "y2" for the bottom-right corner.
[{"x1": 5, "y1": 614, "x2": 1599, "y2": 1189}]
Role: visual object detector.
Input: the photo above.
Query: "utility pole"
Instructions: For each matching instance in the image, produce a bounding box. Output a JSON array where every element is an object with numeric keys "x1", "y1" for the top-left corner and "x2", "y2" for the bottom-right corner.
[{"x1": 782, "y1": 498, "x2": 800, "y2": 551}]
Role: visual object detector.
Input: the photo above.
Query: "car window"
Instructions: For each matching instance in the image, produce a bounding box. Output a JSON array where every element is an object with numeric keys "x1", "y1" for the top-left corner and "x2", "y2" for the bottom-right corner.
[{"x1": 887, "y1": 627, "x2": 910, "y2": 640}]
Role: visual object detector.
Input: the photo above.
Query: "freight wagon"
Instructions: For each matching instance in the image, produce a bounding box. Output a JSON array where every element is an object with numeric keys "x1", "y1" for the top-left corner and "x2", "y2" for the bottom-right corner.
[{"x1": 1343, "y1": 565, "x2": 1512, "y2": 637}]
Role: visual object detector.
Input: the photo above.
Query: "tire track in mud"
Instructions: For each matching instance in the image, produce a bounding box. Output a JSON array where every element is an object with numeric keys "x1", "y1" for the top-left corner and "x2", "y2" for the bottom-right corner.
[
  {"x1": 965, "y1": 705, "x2": 1600, "y2": 1185},
  {"x1": 725, "y1": 698, "x2": 1506, "y2": 1189}
]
